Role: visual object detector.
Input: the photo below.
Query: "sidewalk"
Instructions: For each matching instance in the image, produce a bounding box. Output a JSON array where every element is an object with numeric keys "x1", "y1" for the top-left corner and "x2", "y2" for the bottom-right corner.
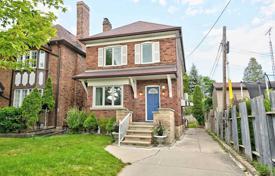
[{"x1": 106, "y1": 128, "x2": 244, "y2": 176}]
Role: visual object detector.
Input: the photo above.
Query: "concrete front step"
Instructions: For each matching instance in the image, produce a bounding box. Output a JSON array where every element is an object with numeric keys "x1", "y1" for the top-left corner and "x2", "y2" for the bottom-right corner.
[
  {"x1": 121, "y1": 140, "x2": 152, "y2": 146},
  {"x1": 124, "y1": 135, "x2": 152, "y2": 142},
  {"x1": 126, "y1": 129, "x2": 153, "y2": 136},
  {"x1": 131, "y1": 122, "x2": 154, "y2": 126}
]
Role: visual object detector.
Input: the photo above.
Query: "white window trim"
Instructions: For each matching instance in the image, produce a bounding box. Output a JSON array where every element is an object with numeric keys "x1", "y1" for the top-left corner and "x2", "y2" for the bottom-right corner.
[
  {"x1": 104, "y1": 45, "x2": 123, "y2": 67},
  {"x1": 92, "y1": 85, "x2": 124, "y2": 108},
  {"x1": 141, "y1": 42, "x2": 158, "y2": 64}
]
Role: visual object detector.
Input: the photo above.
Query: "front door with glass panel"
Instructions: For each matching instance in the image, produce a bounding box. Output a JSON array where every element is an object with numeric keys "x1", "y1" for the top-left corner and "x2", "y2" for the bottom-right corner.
[{"x1": 146, "y1": 86, "x2": 160, "y2": 121}]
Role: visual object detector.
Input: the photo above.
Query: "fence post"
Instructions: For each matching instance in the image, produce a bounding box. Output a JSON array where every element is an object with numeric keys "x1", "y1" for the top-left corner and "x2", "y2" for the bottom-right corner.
[
  {"x1": 220, "y1": 112, "x2": 224, "y2": 140},
  {"x1": 225, "y1": 109, "x2": 231, "y2": 144},
  {"x1": 239, "y1": 102, "x2": 252, "y2": 161},
  {"x1": 231, "y1": 105, "x2": 239, "y2": 152},
  {"x1": 267, "y1": 92, "x2": 275, "y2": 165},
  {"x1": 255, "y1": 96, "x2": 273, "y2": 167},
  {"x1": 251, "y1": 98, "x2": 262, "y2": 161}
]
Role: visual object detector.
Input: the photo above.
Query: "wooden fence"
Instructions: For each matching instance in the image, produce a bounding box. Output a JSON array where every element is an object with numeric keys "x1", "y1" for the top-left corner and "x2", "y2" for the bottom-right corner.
[{"x1": 211, "y1": 93, "x2": 275, "y2": 168}]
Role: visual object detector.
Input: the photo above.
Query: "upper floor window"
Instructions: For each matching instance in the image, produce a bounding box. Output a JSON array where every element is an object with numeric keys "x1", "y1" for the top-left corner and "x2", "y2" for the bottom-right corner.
[
  {"x1": 98, "y1": 45, "x2": 127, "y2": 67},
  {"x1": 16, "y1": 50, "x2": 41, "y2": 69},
  {"x1": 39, "y1": 50, "x2": 46, "y2": 69},
  {"x1": 135, "y1": 41, "x2": 160, "y2": 64}
]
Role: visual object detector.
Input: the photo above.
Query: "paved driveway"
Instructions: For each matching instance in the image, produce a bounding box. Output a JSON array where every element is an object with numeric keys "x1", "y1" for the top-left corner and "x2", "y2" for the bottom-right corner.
[{"x1": 106, "y1": 128, "x2": 244, "y2": 176}]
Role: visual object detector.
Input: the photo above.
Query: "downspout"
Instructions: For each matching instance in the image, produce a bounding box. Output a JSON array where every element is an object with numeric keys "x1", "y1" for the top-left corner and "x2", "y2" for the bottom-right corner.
[
  {"x1": 8, "y1": 70, "x2": 14, "y2": 106},
  {"x1": 54, "y1": 44, "x2": 61, "y2": 127}
]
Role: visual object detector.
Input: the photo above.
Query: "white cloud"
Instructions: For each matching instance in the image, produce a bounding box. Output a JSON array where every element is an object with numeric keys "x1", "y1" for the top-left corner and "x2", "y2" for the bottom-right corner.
[
  {"x1": 132, "y1": 0, "x2": 140, "y2": 3},
  {"x1": 260, "y1": 0, "x2": 275, "y2": 17},
  {"x1": 251, "y1": 17, "x2": 262, "y2": 26},
  {"x1": 185, "y1": 6, "x2": 218, "y2": 16},
  {"x1": 152, "y1": 0, "x2": 167, "y2": 6},
  {"x1": 186, "y1": 20, "x2": 275, "y2": 81},
  {"x1": 168, "y1": 5, "x2": 179, "y2": 14},
  {"x1": 179, "y1": 0, "x2": 205, "y2": 6}
]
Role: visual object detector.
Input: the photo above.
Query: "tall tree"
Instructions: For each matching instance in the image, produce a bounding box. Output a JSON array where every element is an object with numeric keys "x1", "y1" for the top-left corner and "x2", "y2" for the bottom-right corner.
[
  {"x1": 21, "y1": 88, "x2": 42, "y2": 128},
  {"x1": 0, "y1": 0, "x2": 66, "y2": 69},
  {"x1": 243, "y1": 57, "x2": 265, "y2": 82},
  {"x1": 189, "y1": 64, "x2": 200, "y2": 93},
  {"x1": 183, "y1": 73, "x2": 190, "y2": 94},
  {"x1": 200, "y1": 76, "x2": 215, "y2": 97},
  {"x1": 192, "y1": 86, "x2": 204, "y2": 125}
]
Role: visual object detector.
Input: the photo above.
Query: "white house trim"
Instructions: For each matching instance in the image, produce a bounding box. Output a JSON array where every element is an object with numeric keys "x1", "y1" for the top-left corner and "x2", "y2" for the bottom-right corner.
[
  {"x1": 145, "y1": 85, "x2": 161, "y2": 122},
  {"x1": 167, "y1": 74, "x2": 172, "y2": 98},
  {"x1": 85, "y1": 31, "x2": 177, "y2": 47},
  {"x1": 129, "y1": 77, "x2": 137, "y2": 99}
]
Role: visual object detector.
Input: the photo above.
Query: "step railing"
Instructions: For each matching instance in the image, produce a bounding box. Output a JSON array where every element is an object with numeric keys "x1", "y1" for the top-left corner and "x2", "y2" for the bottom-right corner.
[{"x1": 118, "y1": 112, "x2": 132, "y2": 146}]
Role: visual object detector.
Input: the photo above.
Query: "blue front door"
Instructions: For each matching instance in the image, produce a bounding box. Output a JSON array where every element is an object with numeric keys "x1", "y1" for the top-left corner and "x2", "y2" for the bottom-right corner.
[{"x1": 146, "y1": 86, "x2": 160, "y2": 121}]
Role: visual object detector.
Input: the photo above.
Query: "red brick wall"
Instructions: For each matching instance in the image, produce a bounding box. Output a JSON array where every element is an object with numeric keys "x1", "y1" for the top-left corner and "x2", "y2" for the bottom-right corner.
[
  {"x1": 85, "y1": 79, "x2": 183, "y2": 126},
  {"x1": 0, "y1": 70, "x2": 12, "y2": 107},
  {"x1": 86, "y1": 38, "x2": 177, "y2": 70},
  {"x1": 47, "y1": 44, "x2": 86, "y2": 127}
]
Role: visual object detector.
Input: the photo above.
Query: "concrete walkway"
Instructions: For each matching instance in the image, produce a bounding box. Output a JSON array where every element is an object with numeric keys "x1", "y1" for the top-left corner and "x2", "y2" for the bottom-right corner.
[{"x1": 106, "y1": 128, "x2": 245, "y2": 176}]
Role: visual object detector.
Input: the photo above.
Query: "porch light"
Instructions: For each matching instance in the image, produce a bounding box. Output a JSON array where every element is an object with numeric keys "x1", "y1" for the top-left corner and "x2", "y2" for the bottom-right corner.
[
  {"x1": 139, "y1": 92, "x2": 143, "y2": 96},
  {"x1": 162, "y1": 85, "x2": 166, "y2": 89}
]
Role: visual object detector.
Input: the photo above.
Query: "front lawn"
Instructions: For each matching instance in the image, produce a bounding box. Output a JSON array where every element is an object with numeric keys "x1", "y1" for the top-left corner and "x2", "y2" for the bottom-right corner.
[{"x1": 0, "y1": 135, "x2": 124, "y2": 176}]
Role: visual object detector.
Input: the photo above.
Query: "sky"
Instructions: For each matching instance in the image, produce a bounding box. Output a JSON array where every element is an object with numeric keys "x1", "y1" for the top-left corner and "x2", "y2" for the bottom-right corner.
[{"x1": 53, "y1": 0, "x2": 275, "y2": 82}]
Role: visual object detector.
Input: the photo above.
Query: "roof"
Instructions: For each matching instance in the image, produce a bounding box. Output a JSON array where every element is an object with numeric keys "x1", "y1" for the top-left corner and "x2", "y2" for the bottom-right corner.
[
  {"x1": 73, "y1": 64, "x2": 177, "y2": 79},
  {"x1": 50, "y1": 24, "x2": 86, "y2": 56},
  {"x1": 213, "y1": 82, "x2": 247, "y2": 90},
  {"x1": 80, "y1": 21, "x2": 181, "y2": 41}
]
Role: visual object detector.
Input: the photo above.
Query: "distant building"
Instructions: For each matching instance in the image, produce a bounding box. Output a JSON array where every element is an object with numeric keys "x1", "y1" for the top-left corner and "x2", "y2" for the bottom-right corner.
[{"x1": 212, "y1": 82, "x2": 250, "y2": 111}]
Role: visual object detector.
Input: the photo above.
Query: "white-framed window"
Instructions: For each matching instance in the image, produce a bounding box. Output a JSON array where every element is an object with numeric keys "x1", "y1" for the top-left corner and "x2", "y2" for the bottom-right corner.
[
  {"x1": 39, "y1": 50, "x2": 46, "y2": 69},
  {"x1": 13, "y1": 89, "x2": 31, "y2": 108},
  {"x1": 98, "y1": 45, "x2": 127, "y2": 67},
  {"x1": 29, "y1": 50, "x2": 38, "y2": 68},
  {"x1": 135, "y1": 42, "x2": 160, "y2": 64},
  {"x1": 93, "y1": 85, "x2": 123, "y2": 108}
]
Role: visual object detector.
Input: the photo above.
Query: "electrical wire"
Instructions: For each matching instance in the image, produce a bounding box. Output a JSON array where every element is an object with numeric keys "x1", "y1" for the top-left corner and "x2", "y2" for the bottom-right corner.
[
  {"x1": 209, "y1": 43, "x2": 222, "y2": 78},
  {"x1": 187, "y1": 0, "x2": 232, "y2": 58},
  {"x1": 230, "y1": 48, "x2": 271, "y2": 57}
]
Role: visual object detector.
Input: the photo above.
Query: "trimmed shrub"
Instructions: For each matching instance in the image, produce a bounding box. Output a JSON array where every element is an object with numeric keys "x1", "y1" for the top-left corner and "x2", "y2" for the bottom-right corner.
[
  {"x1": 83, "y1": 114, "x2": 98, "y2": 132},
  {"x1": 66, "y1": 108, "x2": 87, "y2": 133},
  {"x1": 106, "y1": 117, "x2": 116, "y2": 134},
  {"x1": 0, "y1": 107, "x2": 26, "y2": 133},
  {"x1": 97, "y1": 118, "x2": 109, "y2": 134}
]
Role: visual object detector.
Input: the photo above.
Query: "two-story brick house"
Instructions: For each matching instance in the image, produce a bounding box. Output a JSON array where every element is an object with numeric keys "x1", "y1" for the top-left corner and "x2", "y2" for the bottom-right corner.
[
  {"x1": 0, "y1": 1, "x2": 89, "y2": 127},
  {"x1": 74, "y1": 18, "x2": 186, "y2": 144}
]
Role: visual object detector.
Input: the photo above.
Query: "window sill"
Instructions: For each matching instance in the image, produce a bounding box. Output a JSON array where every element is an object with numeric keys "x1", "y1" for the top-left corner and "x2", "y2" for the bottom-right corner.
[
  {"x1": 90, "y1": 107, "x2": 126, "y2": 110},
  {"x1": 140, "y1": 61, "x2": 160, "y2": 65}
]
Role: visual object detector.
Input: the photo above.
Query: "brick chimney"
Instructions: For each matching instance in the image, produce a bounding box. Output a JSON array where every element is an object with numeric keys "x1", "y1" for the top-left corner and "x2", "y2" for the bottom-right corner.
[
  {"x1": 103, "y1": 18, "x2": 112, "y2": 32},
  {"x1": 77, "y1": 1, "x2": 90, "y2": 38}
]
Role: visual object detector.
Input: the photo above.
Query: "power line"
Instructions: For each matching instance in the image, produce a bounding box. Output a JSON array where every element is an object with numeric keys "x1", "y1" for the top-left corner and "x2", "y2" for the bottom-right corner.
[
  {"x1": 187, "y1": 0, "x2": 232, "y2": 58},
  {"x1": 230, "y1": 48, "x2": 271, "y2": 57},
  {"x1": 210, "y1": 43, "x2": 222, "y2": 78}
]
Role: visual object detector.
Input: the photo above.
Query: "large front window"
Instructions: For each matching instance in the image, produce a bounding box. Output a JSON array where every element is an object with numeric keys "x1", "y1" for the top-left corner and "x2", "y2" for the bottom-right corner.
[
  {"x1": 104, "y1": 46, "x2": 122, "y2": 66},
  {"x1": 93, "y1": 86, "x2": 123, "y2": 108},
  {"x1": 13, "y1": 89, "x2": 31, "y2": 108}
]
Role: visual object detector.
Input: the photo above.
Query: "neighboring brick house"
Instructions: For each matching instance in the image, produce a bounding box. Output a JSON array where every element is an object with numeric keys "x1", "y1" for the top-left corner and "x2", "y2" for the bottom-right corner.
[
  {"x1": 74, "y1": 18, "x2": 186, "y2": 142},
  {"x1": 0, "y1": 1, "x2": 89, "y2": 127}
]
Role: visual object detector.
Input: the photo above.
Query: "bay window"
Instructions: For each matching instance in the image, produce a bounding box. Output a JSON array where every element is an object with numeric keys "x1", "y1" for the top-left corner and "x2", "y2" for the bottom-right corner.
[{"x1": 93, "y1": 86, "x2": 123, "y2": 108}]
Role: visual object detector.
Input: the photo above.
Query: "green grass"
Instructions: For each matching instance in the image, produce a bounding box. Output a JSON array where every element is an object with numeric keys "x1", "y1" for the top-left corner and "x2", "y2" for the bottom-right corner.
[
  {"x1": 0, "y1": 135, "x2": 124, "y2": 176},
  {"x1": 188, "y1": 121, "x2": 199, "y2": 128}
]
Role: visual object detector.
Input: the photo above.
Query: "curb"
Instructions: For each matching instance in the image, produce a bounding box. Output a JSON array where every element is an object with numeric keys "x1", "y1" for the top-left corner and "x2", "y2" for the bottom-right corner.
[{"x1": 208, "y1": 130, "x2": 258, "y2": 176}]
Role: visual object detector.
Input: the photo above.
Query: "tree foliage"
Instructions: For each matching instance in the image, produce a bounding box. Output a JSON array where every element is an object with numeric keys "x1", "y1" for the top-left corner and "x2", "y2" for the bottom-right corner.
[
  {"x1": 42, "y1": 77, "x2": 55, "y2": 111},
  {"x1": 183, "y1": 73, "x2": 190, "y2": 94},
  {"x1": 21, "y1": 88, "x2": 42, "y2": 128},
  {"x1": 243, "y1": 57, "x2": 265, "y2": 82},
  {"x1": 189, "y1": 64, "x2": 200, "y2": 93},
  {"x1": 200, "y1": 76, "x2": 215, "y2": 97},
  {"x1": 0, "y1": 0, "x2": 66, "y2": 69},
  {"x1": 192, "y1": 86, "x2": 204, "y2": 125}
]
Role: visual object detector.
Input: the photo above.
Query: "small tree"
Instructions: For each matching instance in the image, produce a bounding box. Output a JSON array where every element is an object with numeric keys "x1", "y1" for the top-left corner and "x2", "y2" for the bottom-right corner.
[
  {"x1": 21, "y1": 88, "x2": 42, "y2": 128},
  {"x1": 41, "y1": 77, "x2": 55, "y2": 126},
  {"x1": 243, "y1": 57, "x2": 265, "y2": 82},
  {"x1": 192, "y1": 86, "x2": 204, "y2": 125}
]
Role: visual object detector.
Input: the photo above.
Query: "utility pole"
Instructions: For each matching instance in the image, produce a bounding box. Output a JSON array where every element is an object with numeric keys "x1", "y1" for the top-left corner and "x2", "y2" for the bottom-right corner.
[
  {"x1": 222, "y1": 26, "x2": 227, "y2": 111},
  {"x1": 265, "y1": 27, "x2": 275, "y2": 80}
]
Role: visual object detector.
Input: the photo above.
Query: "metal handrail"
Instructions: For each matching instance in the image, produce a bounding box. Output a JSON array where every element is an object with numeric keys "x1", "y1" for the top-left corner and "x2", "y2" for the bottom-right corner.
[{"x1": 118, "y1": 112, "x2": 132, "y2": 146}]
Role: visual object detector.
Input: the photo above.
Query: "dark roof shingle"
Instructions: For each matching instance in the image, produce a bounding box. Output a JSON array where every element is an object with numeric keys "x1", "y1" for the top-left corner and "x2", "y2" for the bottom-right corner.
[{"x1": 81, "y1": 21, "x2": 181, "y2": 41}]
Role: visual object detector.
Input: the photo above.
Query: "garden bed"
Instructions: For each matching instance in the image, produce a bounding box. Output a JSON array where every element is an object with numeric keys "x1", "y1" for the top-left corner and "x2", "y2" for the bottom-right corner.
[{"x1": 0, "y1": 134, "x2": 124, "y2": 176}]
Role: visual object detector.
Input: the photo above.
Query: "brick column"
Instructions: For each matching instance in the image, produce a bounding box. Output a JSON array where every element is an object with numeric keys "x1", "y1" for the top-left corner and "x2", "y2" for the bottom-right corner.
[
  {"x1": 116, "y1": 109, "x2": 132, "y2": 123},
  {"x1": 153, "y1": 108, "x2": 175, "y2": 144}
]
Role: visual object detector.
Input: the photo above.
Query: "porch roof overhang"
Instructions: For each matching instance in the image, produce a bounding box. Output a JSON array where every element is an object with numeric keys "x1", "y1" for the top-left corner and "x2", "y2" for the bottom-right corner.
[{"x1": 73, "y1": 64, "x2": 177, "y2": 80}]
